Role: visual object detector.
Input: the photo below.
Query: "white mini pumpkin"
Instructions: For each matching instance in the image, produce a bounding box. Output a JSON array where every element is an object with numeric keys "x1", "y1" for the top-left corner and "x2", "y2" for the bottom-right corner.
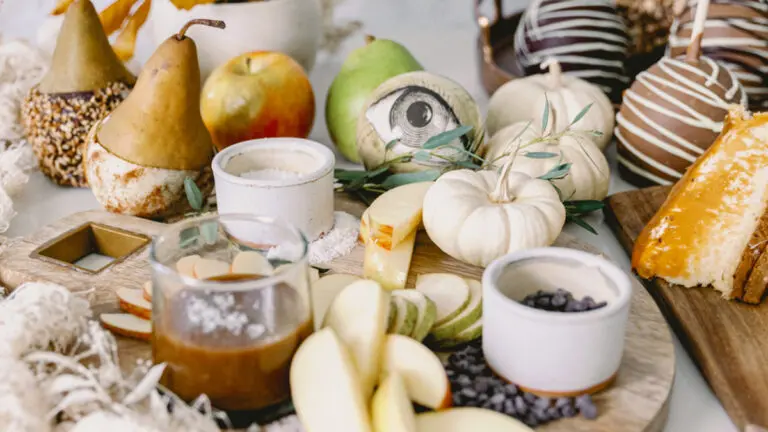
[
  {"x1": 485, "y1": 59, "x2": 614, "y2": 150},
  {"x1": 483, "y1": 121, "x2": 610, "y2": 201},
  {"x1": 423, "y1": 166, "x2": 565, "y2": 267}
]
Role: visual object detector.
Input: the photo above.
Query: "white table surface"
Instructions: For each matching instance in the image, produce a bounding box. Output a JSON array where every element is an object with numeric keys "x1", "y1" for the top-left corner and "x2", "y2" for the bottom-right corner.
[{"x1": 0, "y1": 0, "x2": 739, "y2": 431}]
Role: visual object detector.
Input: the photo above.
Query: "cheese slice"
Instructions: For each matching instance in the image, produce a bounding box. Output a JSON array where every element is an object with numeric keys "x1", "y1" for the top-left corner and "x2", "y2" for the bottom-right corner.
[
  {"x1": 364, "y1": 230, "x2": 417, "y2": 291},
  {"x1": 633, "y1": 107, "x2": 768, "y2": 301},
  {"x1": 366, "y1": 182, "x2": 432, "y2": 250}
]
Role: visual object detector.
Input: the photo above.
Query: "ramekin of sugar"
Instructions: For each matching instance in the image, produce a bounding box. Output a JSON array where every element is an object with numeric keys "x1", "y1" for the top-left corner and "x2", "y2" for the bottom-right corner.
[{"x1": 212, "y1": 138, "x2": 335, "y2": 242}]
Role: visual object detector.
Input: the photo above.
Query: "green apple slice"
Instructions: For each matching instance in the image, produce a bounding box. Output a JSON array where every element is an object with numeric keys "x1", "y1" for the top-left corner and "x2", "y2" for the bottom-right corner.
[
  {"x1": 416, "y1": 408, "x2": 532, "y2": 432},
  {"x1": 429, "y1": 279, "x2": 482, "y2": 340},
  {"x1": 432, "y1": 319, "x2": 483, "y2": 350},
  {"x1": 290, "y1": 328, "x2": 373, "y2": 432},
  {"x1": 312, "y1": 274, "x2": 361, "y2": 330},
  {"x1": 389, "y1": 296, "x2": 417, "y2": 336},
  {"x1": 415, "y1": 273, "x2": 470, "y2": 326},
  {"x1": 323, "y1": 280, "x2": 390, "y2": 399},
  {"x1": 372, "y1": 371, "x2": 416, "y2": 432},
  {"x1": 392, "y1": 290, "x2": 436, "y2": 342}
]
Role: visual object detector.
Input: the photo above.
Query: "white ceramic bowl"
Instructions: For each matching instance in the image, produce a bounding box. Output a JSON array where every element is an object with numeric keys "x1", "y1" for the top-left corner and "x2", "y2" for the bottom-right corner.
[
  {"x1": 482, "y1": 247, "x2": 632, "y2": 396},
  {"x1": 150, "y1": 0, "x2": 322, "y2": 80},
  {"x1": 212, "y1": 138, "x2": 335, "y2": 242}
]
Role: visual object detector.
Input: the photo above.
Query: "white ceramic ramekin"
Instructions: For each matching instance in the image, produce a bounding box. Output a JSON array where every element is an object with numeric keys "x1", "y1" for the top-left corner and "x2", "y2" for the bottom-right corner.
[
  {"x1": 482, "y1": 247, "x2": 632, "y2": 396},
  {"x1": 212, "y1": 138, "x2": 335, "y2": 242}
]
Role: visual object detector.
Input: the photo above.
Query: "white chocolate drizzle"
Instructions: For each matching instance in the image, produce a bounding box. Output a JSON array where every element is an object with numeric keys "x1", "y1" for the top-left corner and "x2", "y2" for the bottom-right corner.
[
  {"x1": 668, "y1": 0, "x2": 768, "y2": 108},
  {"x1": 616, "y1": 56, "x2": 747, "y2": 185},
  {"x1": 514, "y1": 0, "x2": 630, "y2": 100}
]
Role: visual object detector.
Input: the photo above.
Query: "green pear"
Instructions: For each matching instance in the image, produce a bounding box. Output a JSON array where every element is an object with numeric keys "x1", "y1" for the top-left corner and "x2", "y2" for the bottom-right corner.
[{"x1": 325, "y1": 35, "x2": 423, "y2": 163}]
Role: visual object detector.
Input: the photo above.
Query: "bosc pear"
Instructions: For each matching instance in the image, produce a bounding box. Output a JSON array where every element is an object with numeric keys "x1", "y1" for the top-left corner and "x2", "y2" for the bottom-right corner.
[
  {"x1": 21, "y1": 0, "x2": 135, "y2": 187},
  {"x1": 84, "y1": 19, "x2": 224, "y2": 218}
]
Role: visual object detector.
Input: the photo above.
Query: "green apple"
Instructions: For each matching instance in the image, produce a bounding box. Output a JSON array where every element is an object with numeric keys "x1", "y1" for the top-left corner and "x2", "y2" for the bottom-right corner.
[{"x1": 325, "y1": 35, "x2": 423, "y2": 162}]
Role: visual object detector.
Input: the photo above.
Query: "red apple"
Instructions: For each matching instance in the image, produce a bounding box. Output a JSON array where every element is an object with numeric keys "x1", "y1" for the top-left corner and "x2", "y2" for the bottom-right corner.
[{"x1": 201, "y1": 51, "x2": 315, "y2": 151}]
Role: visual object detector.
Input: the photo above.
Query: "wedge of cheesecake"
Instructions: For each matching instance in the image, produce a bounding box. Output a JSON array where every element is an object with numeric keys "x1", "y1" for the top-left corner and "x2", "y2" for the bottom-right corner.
[{"x1": 632, "y1": 106, "x2": 768, "y2": 303}]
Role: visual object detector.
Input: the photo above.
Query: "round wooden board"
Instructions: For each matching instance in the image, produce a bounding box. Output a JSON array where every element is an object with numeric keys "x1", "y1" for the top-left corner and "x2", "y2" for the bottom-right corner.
[{"x1": 328, "y1": 193, "x2": 675, "y2": 432}]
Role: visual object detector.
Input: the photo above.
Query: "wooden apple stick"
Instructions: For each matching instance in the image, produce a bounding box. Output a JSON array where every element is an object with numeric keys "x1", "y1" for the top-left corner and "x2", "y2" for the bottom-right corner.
[{"x1": 685, "y1": 0, "x2": 710, "y2": 62}]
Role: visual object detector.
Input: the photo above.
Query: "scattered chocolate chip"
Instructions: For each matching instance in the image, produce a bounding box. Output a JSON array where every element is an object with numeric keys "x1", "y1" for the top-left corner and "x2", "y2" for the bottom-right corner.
[{"x1": 443, "y1": 340, "x2": 599, "y2": 427}]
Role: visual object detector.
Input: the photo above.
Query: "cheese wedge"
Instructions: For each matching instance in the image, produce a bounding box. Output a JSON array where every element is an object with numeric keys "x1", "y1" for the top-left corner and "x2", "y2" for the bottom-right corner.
[
  {"x1": 364, "y1": 230, "x2": 417, "y2": 291},
  {"x1": 366, "y1": 182, "x2": 433, "y2": 250}
]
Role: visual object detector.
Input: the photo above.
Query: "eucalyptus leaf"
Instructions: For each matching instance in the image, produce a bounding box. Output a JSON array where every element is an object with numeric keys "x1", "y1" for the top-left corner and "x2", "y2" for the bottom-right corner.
[
  {"x1": 412, "y1": 151, "x2": 432, "y2": 161},
  {"x1": 541, "y1": 94, "x2": 550, "y2": 132},
  {"x1": 179, "y1": 226, "x2": 198, "y2": 249},
  {"x1": 569, "y1": 103, "x2": 593, "y2": 127},
  {"x1": 524, "y1": 151, "x2": 559, "y2": 159},
  {"x1": 385, "y1": 139, "x2": 399, "y2": 151},
  {"x1": 591, "y1": 130, "x2": 604, "y2": 137},
  {"x1": 200, "y1": 220, "x2": 219, "y2": 245},
  {"x1": 539, "y1": 163, "x2": 572, "y2": 180},
  {"x1": 456, "y1": 160, "x2": 481, "y2": 169},
  {"x1": 184, "y1": 177, "x2": 203, "y2": 211},
  {"x1": 334, "y1": 169, "x2": 368, "y2": 181},
  {"x1": 380, "y1": 170, "x2": 441, "y2": 188},
  {"x1": 422, "y1": 125, "x2": 473, "y2": 149}
]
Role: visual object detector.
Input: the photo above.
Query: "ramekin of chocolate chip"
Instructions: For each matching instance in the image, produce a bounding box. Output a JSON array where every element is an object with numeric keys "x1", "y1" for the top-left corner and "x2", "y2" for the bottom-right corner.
[{"x1": 482, "y1": 247, "x2": 631, "y2": 398}]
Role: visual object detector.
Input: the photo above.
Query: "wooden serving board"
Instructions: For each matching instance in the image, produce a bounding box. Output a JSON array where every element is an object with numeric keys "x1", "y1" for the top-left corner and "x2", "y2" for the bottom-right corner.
[
  {"x1": 0, "y1": 193, "x2": 674, "y2": 431},
  {"x1": 605, "y1": 186, "x2": 768, "y2": 430}
]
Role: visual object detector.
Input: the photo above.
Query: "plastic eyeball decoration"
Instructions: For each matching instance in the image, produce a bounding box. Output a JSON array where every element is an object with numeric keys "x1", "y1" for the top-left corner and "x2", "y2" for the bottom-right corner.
[{"x1": 356, "y1": 71, "x2": 483, "y2": 173}]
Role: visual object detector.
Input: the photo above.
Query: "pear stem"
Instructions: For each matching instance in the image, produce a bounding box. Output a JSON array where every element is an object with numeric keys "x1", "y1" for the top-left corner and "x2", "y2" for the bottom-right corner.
[
  {"x1": 177, "y1": 19, "x2": 226, "y2": 40},
  {"x1": 365, "y1": 34, "x2": 376, "y2": 44}
]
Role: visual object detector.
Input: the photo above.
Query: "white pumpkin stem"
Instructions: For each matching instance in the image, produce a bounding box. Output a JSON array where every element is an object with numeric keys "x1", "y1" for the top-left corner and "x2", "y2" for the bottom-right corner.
[
  {"x1": 541, "y1": 58, "x2": 562, "y2": 89},
  {"x1": 490, "y1": 156, "x2": 516, "y2": 203}
]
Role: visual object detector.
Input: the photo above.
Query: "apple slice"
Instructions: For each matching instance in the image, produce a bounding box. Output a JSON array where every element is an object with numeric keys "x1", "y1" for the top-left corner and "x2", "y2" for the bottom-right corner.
[
  {"x1": 116, "y1": 288, "x2": 152, "y2": 320},
  {"x1": 100, "y1": 313, "x2": 151, "y2": 341},
  {"x1": 388, "y1": 296, "x2": 417, "y2": 336},
  {"x1": 380, "y1": 334, "x2": 451, "y2": 410},
  {"x1": 231, "y1": 251, "x2": 274, "y2": 276},
  {"x1": 364, "y1": 229, "x2": 416, "y2": 291},
  {"x1": 429, "y1": 279, "x2": 482, "y2": 340},
  {"x1": 142, "y1": 281, "x2": 152, "y2": 302},
  {"x1": 432, "y1": 320, "x2": 482, "y2": 350},
  {"x1": 176, "y1": 254, "x2": 201, "y2": 277},
  {"x1": 323, "y1": 280, "x2": 390, "y2": 399},
  {"x1": 392, "y1": 290, "x2": 436, "y2": 342},
  {"x1": 193, "y1": 258, "x2": 230, "y2": 280},
  {"x1": 366, "y1": 182, "x2": 433, "y2": 250},
  {"x1": 416, "y1": 408, "x2": 532, "y2": 431},
  {"x1": 372, "y1": 372, "x2": 416, "y2": 432},
  {"x1": 290, "y1": 328, "x2": 372, "y2": 432},
  {"x1": 415, "y1": 274, "x2": 470, "y2": 326},
  {"x1": 312, "y1": 274, "x2": 361, "y2": 330}
]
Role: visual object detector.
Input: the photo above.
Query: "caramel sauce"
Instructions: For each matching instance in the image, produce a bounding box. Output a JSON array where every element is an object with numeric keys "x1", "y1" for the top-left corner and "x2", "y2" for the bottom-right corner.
[{"x1": 153, "y1": 273, "x2": 312, "y2": 411}]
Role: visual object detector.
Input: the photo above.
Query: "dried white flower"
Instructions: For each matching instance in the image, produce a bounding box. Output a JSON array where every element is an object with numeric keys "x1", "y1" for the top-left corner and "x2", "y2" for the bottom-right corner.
[
  {"x1": 0, "y1": 357, "x2": 53, "y2": 432},
  {"x1": 0, "y1": 282, "x2": 90, "y2": 358}
]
